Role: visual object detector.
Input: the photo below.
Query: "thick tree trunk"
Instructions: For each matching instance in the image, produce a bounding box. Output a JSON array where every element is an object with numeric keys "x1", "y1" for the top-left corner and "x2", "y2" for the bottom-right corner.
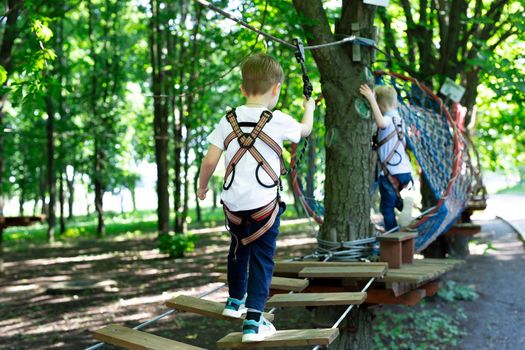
[
  {"x1": 293, "y1": 0, "x2": 376, "y2": 347},
  {"x1": 94, "y1": 143, "x2": 105, "y2": 237},
  {"x1": 150, "y1": 0, "x2": 170, "y2": 236}
]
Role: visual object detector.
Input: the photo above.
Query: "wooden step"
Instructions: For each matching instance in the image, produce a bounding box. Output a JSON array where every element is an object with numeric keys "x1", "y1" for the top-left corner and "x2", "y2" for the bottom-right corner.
[
  {"x1": 165, "y1": 295, "x2": 274, "y2": 322},
  {"x1": 274, "y1": 261, "x2": 387, "y2": 274},
  {"x1": 217, "y1": 274, "x2": 309, "y2": 292},
  {"x1": 266, "y1": 292, "x2": 366, "y2": 307},
  {"x1": 216, "y1": 328, "x2": 339, "y2": 348},
  {"x1": 93, "y1": 324, "x2": 205, "y2": 350},
  {"x1": 298, "y1": 265, "x2": 387, "y2": 278}
]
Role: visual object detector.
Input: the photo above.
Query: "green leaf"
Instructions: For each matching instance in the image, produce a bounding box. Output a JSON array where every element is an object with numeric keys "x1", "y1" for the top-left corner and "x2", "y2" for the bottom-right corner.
[
  {"x1": 0, "y1": 65, "x2": 7, "y2": 85},
  {"x1": 32, "y1": 19, "x2": 53, "y2": 42}
]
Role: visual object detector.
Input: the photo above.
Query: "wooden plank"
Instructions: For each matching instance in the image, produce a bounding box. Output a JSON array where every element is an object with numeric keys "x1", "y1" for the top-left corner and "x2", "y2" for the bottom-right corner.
[
  {"x1": 420, "y1": 280, "x2": 441, "y2": 297},
  {"x1": 217, "y1": 274, "x2": 309, "y2": 292},
  {"x1": 377, "y1": 231, "x2": 418, "y2": 242},
  {"x1": 93, "y1": 324, "x2": 205, "y2": 350},
  {"x1": 445, "y1": 223, "x2": 481, "y2": 237},
  {"x1": 274, "y1": 261, "x2": 387, "y2": 275},
  {"x1": 382, "y1": 259, "x2": 461, "y2": 283},
  {"x1": 266, "y1": 292, "x2": 366, "y2": 307},
  {"x1": 299, "y1": 265, "x2": 386, "y2": 279},
  {"x1": 365, "y1": 289, "x2": 426, "y2": 306},
  {"x1": 165, "y1": 295, "x2": 274, "y2": 322},
  {"x1": 216, "y1": 328, "x2": 339, "y2": 349}
]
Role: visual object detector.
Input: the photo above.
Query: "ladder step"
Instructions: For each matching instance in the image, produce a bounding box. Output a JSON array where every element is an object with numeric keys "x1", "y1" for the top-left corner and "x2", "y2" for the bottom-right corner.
[
  {"x1": 217, "y1": 274, "x2": 309, "y2": 292},
  {"x1": 216, "y1": 328, "x2": 339, "y2": 348},
  {"x1": 165, "y1": 295, "x2": 274, "y2": 322},
  {"x1": 93, "y1": 324, "x2": 205, "y2": 350},
  {"x1": 266, "y1": 292, "x2": 367, "y2": 307},
  {"x1": 299, "y1": 265, "x2": 386, "y2": 278}
]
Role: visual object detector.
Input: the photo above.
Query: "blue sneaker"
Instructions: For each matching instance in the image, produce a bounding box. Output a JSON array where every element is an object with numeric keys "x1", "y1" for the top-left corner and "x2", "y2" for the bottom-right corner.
[
  {"x1": 222, "y1": 296, "x2": 247, "y2": 318},
  {"x1": 242, "y1": 312, "x2": 276, "y2": 342}
]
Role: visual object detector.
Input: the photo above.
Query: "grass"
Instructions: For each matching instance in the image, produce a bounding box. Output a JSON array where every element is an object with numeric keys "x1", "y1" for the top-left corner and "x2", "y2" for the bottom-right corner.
[
  {"x1": 496, "y1": 180, "x2": 525, "y2": 194},
  {"x1": 3, "y1": 204, "x2": 306, "y2": 249}
]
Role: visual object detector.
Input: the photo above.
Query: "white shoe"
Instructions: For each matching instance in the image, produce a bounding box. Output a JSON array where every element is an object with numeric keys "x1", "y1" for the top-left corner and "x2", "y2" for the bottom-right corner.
[
  {"x1": 222, "y1": 296, "x2": 247, "y2": 318},
  {"x1": 242, "y1": 315, "x2": 276, "y2": 342}
]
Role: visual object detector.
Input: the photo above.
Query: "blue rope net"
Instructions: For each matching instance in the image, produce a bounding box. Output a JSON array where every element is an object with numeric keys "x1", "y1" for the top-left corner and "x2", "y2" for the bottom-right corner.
[{"x1": 291, "y1": 71, "x2": 473, "y2": 252}]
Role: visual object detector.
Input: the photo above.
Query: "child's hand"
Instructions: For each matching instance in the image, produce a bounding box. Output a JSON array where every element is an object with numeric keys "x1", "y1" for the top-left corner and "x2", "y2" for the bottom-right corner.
[
  {"x1": 197, "y1": 187, "x2": 209, "y2": 200},
  {"x1": 359, "y1": 84, "x2": 374, "y2": 101},
  {"x1": 303, "y1": 96, "x2": 315, "y2": 110}
]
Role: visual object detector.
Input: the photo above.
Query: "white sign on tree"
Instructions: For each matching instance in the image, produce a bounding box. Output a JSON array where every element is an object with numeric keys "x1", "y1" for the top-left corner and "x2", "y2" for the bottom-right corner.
[
  {"x1": 363, "y1": 0, "x2": 390, "y2": 7},
  {"x1": 439, "y1": 77, "x2": 466, "y2": 102}
]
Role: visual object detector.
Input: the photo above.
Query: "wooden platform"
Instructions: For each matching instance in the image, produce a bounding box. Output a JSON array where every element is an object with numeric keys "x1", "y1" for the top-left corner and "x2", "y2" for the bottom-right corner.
[
  {"x1": 274, "y1": 261, "x2": 387, "y2": 275},
  {"x1": 298, "y1": 265, "x2": 387, "y2": 279},
  {"x1": 381, "y1": 258, "x2": 464, "y2": 284},
  {"x1": 444, "y1": 223, "x2": 481, "y2": 237},
  {"x1": 267, "y1": 292, "x2": 366, "y2": 307},
  {"x1": 165, "y1": 295, "x2": 274, "y2": 322},
  {"x1": 94, "y1": 324, "x2": 205, "y2": 350},
  {"x1": 217, "y1": 274, "x2": 309, "y2": 292},
  {"x1": 0, "y1": 215, "x2": 45, "y2": 229},
  {"x1": 216, "y1": 328, "x2": 339, "y2": 349}
]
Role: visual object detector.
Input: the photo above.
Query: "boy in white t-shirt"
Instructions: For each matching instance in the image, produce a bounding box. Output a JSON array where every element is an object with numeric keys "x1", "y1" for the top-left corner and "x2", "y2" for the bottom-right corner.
[
  {"x1": 360, "y1": 84, "x2": 413, "y2": 232},
  {"x1": 198, "y1": 53, "x2": 315, "y2": 342}
]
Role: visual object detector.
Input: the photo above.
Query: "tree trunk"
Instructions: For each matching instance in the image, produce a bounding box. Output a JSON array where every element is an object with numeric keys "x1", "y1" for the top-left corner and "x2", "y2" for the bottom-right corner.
[
  {"x1": 194, "y1": 167, "x2": 202, "y2": 223},
  {"x1": 67, "y1": 170, "x2": 75, "y2": 219},
  {"x1": 293, "y1": 0, "x2": 376, "y2": 347},
  {"x1": 0, "y1": 0, "x2": 22, "y2": 218},
  {"x1": 150, "y1": 0, "x2": 170, "y2": 236},
  {"x1": 59, "y1": 171, "x2": 65, "y2": 234},
  {"x1": 44, "y1": 96, "x2": 56, "y2": 243}
]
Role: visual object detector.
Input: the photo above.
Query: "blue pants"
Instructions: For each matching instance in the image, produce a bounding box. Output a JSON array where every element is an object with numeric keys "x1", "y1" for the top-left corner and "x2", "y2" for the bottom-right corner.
[
  {"x1": 226, "y1": 204, "x2": 284, "y2": 312},
  {"x1": 379, "y1": 173, "x2": 412, "y2": 232}
]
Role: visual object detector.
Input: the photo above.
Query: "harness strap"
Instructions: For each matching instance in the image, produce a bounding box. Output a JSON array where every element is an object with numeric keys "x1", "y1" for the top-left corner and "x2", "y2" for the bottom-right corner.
[
  {"x1": 223, "y1": 198, "x2": 280, "y2": 245},
  {"x1": 223, "y1": 197, "x2": 279, "y2": 245},
  {"x1": 223, "y1": 109, "x2": 283, "y2": 188}
]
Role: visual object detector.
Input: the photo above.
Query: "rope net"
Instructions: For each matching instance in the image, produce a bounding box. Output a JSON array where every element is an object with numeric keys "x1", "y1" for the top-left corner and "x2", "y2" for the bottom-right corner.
[{"x1": 291, "y1": 71, "x2": 474, "y2": 253}]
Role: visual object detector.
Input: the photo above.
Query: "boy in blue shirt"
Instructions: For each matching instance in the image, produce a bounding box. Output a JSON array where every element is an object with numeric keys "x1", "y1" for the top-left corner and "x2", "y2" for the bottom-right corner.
[
  {"x1": 360, "y1": 84, "x2": 413, "y2": 232},
  {"x1": 198, "y1": 53, "x2": 315, "y2": 342}
]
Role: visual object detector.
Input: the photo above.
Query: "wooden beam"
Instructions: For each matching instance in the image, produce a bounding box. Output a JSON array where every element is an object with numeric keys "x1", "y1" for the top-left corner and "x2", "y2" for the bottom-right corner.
[
  {"x1": 377, "y1": 231, "x2": 418, "y2": 242},
  {"x1": 217, "y1": 274, "x2": 309, "y2": 292},
  {"x1": 445, "y1": 223, "x2": 481, "y2": 237},
  {"x1": 298, "y1": 265, "x2": 386, "y2": 279},
  {"x1": 420, "y1": 280, "x2": 441, "y2": 297},
  {"x1": 93, "y1": 324, "x2": 205, "y2": 350},
  {"x1": 273, "y1": 261, "x2": 387, "y2": 275},
  {"x1": 266, "y1": 292, "x2": 366, "y2": 307},
  {"x1": 216, "y1": 328, "x2": 339, "y2": 349},
  {"x1": 165, "y1": 295, "x2": 274, "y2": 322},
  {"x1": 365, "y1": 289, "x2": 426, "y2": 306}
]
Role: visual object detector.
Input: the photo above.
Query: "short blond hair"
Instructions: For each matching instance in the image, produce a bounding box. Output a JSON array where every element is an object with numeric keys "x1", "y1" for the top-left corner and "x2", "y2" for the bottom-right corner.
[
  {"x1": 375, "y1": 85, "x2": 398, "y2": 113},
  {"x1": 241, "y1": 53, "x2": 283, "y2": 95}
]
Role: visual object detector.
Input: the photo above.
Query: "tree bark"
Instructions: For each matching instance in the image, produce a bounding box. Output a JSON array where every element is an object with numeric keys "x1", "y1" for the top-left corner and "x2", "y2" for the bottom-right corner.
[
  {"x1": 0, "y1": 0, "x2": 23, "y2": 216},
  {"x1": 44, "y1": 96, "x2": 56, "y2": 243},
  {"x1": 150, "y1": 0, "x2": 170, "y2": 236},
  {"x1": 67, "y1": 170, "x2": 74, "y2": 219},
  {"x1": 59, "y1": 171, "x2": 65, "y2": 234},
  {"x1": 293, "y1": 0, "x2": 376, "y2": 347}
]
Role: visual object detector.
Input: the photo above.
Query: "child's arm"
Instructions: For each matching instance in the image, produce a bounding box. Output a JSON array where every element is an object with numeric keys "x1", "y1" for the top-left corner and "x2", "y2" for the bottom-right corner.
[
  {"x1": 359, "y1": 84, "x2": 388, "y2": 129},
  {"x1": 300, "y1": 96, "x2": 316, "y2": 137},
  {"x1": 197, "y1": 145, "x2": 223, "y2": 200}
]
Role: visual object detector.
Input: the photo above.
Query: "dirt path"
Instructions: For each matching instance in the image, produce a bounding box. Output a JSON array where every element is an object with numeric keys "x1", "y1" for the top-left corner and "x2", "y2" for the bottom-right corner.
[{"x1": 447, "y1": 197, "x2": 525, "y2": 349}]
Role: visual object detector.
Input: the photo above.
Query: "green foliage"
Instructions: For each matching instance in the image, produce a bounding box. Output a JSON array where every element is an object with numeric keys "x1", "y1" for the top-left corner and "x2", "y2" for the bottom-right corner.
[
  {"x1": 437, "y1": 280, "x2": 479, "y2": 302},
  {"x1": 158, "y1": 233, "x2": 199, "y2": 258},
  {"x1": 373, "y1": 304, "x2": 467, "y2": 350},
  {"x1": 0, "y1": 65, "x2": 7, "y2": 85}
]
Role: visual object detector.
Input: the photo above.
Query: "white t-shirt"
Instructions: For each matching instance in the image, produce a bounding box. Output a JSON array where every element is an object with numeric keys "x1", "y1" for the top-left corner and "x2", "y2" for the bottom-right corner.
[
  {"x1": 207, "y1": 105, "x2": 302, "y2": 211},
  {"x1": 377, "y1": 110, "x2": 412, "y2": 176}
]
